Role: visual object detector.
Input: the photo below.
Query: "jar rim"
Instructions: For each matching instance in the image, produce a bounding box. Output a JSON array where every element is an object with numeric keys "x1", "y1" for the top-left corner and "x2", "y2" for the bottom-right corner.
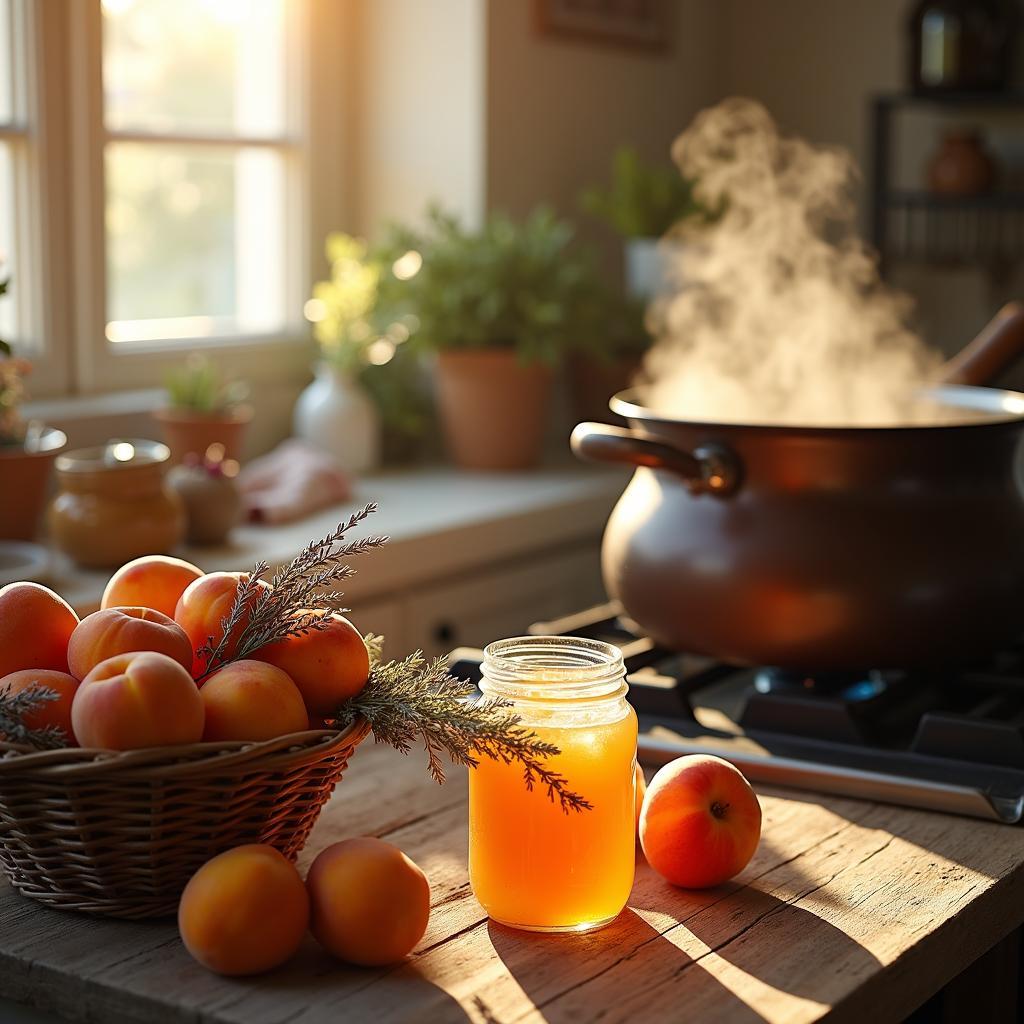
[{"x1": 482, "y1": 635, "x2": 626, "y2": 701}]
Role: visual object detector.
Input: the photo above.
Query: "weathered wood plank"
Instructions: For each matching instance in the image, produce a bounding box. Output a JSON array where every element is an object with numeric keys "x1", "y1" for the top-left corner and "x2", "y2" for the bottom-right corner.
[{"x1": 2, "y1": 754, "x2": 1024, "y2": 1024}]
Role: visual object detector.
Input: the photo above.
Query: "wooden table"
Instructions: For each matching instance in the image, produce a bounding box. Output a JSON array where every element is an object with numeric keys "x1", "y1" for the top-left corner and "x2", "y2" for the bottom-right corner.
[{"x1": 3, "y1": 742, "x2": 1024, "y2": 1024}]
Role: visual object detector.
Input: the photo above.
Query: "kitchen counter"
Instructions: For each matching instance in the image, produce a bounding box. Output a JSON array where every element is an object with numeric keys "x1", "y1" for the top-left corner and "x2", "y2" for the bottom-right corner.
[{"x1": 2, "y1": 747, "x2": 1024, "y2": 1024}]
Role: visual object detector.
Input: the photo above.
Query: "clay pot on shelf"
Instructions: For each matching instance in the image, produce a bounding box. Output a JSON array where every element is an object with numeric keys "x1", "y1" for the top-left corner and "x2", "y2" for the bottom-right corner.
[
  {"x1": 152, "y1": 404, "x2": 253, "y2": 465},
  {"x1": 49, "y1": 439, "x2": 185, "y2": 568},
  {"x1": 927, "y1": 130, "x2": 997, "y2": 196},
  {"x1": 167, "y1": 459, "x2": 242, "y2": 546},
  {"x1": 0, "y1": 427, "x2": 66, "y2": 540},
  {"x1": 434, "y1": 350, "x2": 553, "y2": 471}
]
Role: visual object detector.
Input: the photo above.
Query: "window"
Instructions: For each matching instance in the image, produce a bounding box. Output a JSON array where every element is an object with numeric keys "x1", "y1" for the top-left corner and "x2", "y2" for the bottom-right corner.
[
  {"x1": 3, "y1": 0, "x2": 345, "y2": 399},
  {"x1": 0, "y1": 0, "x2": 25, "y2": 350},
  {"x1": 100, "y1": 0, "x2": 292, "y2": 346}
]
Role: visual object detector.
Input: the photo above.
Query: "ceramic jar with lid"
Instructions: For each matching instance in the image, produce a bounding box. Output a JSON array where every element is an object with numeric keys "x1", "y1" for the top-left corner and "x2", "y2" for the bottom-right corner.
[{"x1": 49, "y1": 439, "x2": 186, "y2": 569}]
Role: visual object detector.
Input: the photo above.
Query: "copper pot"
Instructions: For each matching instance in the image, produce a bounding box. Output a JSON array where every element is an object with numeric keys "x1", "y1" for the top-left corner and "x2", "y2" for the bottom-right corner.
[{"x1": 572, "y1": 305, "x2": 1024, "y2": 669}]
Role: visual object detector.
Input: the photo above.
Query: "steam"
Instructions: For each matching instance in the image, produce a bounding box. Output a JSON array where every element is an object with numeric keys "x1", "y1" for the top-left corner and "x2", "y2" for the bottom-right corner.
[{"x1": 640, "y1": 99, "x2": 942, "y2": 426}]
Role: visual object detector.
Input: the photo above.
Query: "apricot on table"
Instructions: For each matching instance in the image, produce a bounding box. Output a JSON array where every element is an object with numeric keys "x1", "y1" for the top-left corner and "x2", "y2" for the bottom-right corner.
[
  {"x1": 306, "y1": 837, "x2": 430, "y2": 966},
  {"x1": 639, "y1": 753, "x2": 762, "y2": 889},
  {"x1": 67, "y1": 607, "x2": 193, "y2": 682},
  {"x1": 0, "y1": 582, "x2": 79, "y2": 677},
  {"x1": 102, "y1": 555, "x2": 203, "y2": 619},
  {"x1": 200, "y1": 660, "x2": 309, "y2": 742},
  {"x1": 0, "y1": 669, "x2": 79, "y2": 743},
  {"x1": 71, "y1": 651, "x2": 205, "y2": 750},
  {"x1": 256, "y1": 612, "x2": 370, "y2": 717},
  {"x1": 175, "y1": 572, "x2": 270, "y2": 678},
  {"x1": 178, "y1": 844, "x2": 309, "y2": 976}
]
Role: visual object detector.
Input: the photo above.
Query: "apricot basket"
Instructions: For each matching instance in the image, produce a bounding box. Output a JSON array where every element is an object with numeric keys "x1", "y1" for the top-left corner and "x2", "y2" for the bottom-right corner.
[{"x1": 0, "y1": 718, "x2": 370, "y2": 919}]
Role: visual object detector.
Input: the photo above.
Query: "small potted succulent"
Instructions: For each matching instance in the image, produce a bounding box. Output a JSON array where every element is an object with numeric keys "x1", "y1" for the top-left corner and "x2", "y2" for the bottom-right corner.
[
  {"x1": 0, "y1": 275, "x2": 67, "y2": 540},
  {"x1": 380, "y1": 206, "x2": 602, "y2": 471},
  {"x1": 153, "y1": 355, "x2": 252, "y2": 464},
  {"x1": 301, "y1": 233, "x2": 430, "y2": 472},
  {"x1": 581, "y1": 145, "x2": 715, "y2": 299}
]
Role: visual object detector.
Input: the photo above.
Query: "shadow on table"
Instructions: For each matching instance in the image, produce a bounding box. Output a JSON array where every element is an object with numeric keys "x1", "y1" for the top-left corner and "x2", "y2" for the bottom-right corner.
[{"x1": 487, "y1": 908, "x2": 768, "y2": 1023}]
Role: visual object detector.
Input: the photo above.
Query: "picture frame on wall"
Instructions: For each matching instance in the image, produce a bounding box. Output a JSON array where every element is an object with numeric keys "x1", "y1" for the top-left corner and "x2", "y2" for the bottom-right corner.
[{"x1": 533, "y1": 0, "x2": 670, "y2": 52}]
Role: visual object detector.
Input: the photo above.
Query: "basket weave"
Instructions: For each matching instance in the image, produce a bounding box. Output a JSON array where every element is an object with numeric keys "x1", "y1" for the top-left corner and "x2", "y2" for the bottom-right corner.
[{"x1": 0, "y1": 719, "x2": 370, "y2": 919}]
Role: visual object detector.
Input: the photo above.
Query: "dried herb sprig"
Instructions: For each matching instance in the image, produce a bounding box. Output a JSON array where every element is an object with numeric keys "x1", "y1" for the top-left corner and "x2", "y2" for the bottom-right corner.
[
  {"x1": 196, "y1": 504, "x2": 388, "y2": 680},
  {"x1": 0, "y1": 683, "x2": 67, "y2": 750},
  {"x1": 333, "y1": 651, "x2": 592, "y2": 814}
]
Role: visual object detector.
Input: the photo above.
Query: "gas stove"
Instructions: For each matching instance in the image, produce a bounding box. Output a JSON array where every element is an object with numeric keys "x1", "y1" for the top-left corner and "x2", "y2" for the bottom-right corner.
[{"x1": 449, "y1": 602, "x2": 1024, "y2": 824}]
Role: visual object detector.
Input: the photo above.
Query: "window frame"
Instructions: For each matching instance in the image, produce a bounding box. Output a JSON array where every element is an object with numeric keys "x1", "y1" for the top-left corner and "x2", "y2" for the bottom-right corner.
[{"x1": 22, "y1": 0, "x2": 349, "y2": 399}]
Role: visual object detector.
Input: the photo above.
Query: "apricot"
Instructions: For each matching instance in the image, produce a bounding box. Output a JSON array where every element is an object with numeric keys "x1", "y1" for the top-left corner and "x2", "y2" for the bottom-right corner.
[
  {"x1": 200, "y1": 660, "x2": 309, "y2": 742},
  {"x1": 255, "y1": 612, "x2": 369, "y2": 717},
  {"x1": 307, "y1": 837, "x2": 430, "y2": 966},
  {"x1": 0, "y1": 670, "x2": 79, "y2": 744},
  {"x1": 67, "y1": 606, "x2": 193, "y2": 682},
  {"x1": 175, "y1": 572, "x2": 270, "y2": 678},
  {"x1": 71, "y1": 651, "x2": 205, "y2": 750},
  {"x1": 178, "y1": 844, "x2": 309, "y2": 976},
  {"x1": 102, "y1": 555, "x2": 203, "y2": 619},
  {"x1": 640, "y1": 754, "x2": 762, "y2": 889},
  {"x1": 0, "y1": 582, "x2": 79, "y2": 677}
]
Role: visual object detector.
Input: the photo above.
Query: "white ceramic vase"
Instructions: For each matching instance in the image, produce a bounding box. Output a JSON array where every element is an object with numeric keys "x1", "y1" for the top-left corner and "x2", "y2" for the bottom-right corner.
[
  {"x1": 293, "y1": 364, "x2": 381, "y2": 475},
  {"x1": 624, "y1": 237, "x2": 687, "y2": 300}
]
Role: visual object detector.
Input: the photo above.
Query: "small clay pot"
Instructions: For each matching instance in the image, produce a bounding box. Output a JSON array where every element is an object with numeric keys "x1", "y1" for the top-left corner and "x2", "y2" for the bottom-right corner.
[
  {"x1": 434, "y1": 350, "x2": 553, "y2": 470},
  {"x1": 152, "y1": 405, "x2": 253, "y2": 464},
  {"x1": 167, "y1": 464, "x2": 241, "y2": 546},
  {"x1": 0, "y1": 428, "x2": 66, "y2": 540},
  {"x1": 49, "y1": 439, "x2": 185, "y2": 568},
  {"x1": 927, "y1": 130, "x2": 996, "y2": 197}
]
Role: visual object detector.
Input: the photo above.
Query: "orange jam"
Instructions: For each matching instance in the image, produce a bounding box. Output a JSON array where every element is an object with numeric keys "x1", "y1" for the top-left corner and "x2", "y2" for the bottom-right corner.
[{"x1": 469, "y1": 636, "x2": 637, "y2": 932}]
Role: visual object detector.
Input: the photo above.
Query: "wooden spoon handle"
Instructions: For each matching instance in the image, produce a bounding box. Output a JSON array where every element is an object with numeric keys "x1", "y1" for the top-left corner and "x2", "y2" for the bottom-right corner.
[{"x1": 940, "y1": 301, "x2": 1024, "y2": 387}]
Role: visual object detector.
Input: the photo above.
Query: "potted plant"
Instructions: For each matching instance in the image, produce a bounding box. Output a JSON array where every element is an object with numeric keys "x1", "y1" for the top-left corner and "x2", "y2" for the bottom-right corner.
[
  {"x1": 581, "y1": 145, "x2": 715, "y2": 298},
  {"x1": 301, "y1": 233, "x2": 430, "y2": 471},
  {"x1": 0, "y1": 275, "x2": 67, "y2": 540},
  {"x1": 380, "y1": 206, "x2": 601, "y2": 471},
  {"x1": 153, "y1": 355, "x2": 252, "y2": 464}
]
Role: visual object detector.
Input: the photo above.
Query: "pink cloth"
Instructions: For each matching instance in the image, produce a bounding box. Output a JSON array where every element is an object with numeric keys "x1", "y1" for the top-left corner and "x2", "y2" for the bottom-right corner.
[{"x1": 238, "y1": 440, "x2": 351, "y2": 524}]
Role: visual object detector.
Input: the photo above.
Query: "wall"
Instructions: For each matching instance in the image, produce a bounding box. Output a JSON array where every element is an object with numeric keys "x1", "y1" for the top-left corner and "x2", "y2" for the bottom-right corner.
[
  {"x1": 484, "y1": 0, "x2": 721, "y2": 223},
  {"x1": 348, "y1": 0, "x2": 486, "y2": 236}
]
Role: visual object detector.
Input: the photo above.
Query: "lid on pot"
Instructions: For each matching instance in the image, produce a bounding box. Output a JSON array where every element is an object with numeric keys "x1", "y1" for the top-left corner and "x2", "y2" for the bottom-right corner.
[{"x1": 56, "y1": 438, "x2": 171, "y2": 472}]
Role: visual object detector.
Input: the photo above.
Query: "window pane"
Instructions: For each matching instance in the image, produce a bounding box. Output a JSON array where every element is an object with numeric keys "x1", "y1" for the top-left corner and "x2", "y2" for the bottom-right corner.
[
  {"x1": 102, "y1": 0, "x2": 288, "y2": 137},
  {"x1": 0, "y1": 0, "x2": 12, "y2": 124},
  {"x1": 0, "y1": 143, "x2": 17, "y2": 347},
  {"x1": 105, "y1": 142, "x2": 286, "y2": 343}
]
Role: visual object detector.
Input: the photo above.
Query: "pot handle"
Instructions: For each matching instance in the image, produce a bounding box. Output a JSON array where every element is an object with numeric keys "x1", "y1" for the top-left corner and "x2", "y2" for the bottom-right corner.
[
  {"x1": 571, "y1": 422, "x2": 741, "y2": 497},
  {"x1": 940, "y1": 301, "x2": 1024, "y2": 387}
]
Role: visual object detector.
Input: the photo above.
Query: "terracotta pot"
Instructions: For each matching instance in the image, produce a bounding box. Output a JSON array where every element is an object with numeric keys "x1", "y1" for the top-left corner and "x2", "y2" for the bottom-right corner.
[
  {"x1": 434, "y1": 350, "x2": 553, "y2": 470},
  {"x1": 49, "y1": 439, "x2": 185, "y2": 569},
  {"x1": 927, "y1": 130, "x2": 996, "y2": 197},
  {"x1": 0, "y1": 428, "x2": 67, "y2": 540},
  {"x1": 568, "y1": 353, "x2": 643, "y2": 427},
  {"x1": 152, "y1": 404, "x2": 253, "y2": 464}
]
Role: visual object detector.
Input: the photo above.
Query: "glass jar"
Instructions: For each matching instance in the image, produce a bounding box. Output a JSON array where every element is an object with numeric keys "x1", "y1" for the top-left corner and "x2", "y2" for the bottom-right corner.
[{"x1": 469, "y1": 636, "x2": 637, "y2": 932}]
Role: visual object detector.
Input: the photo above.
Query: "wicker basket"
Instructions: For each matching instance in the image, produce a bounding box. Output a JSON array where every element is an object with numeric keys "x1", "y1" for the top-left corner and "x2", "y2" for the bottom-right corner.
[{"x1": 0, "y1": 719, "x2": 370, "y2": 919}]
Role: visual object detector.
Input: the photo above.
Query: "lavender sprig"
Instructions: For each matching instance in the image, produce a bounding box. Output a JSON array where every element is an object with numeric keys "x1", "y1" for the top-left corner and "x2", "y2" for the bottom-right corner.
[{"x1": 0, "y1": 682, "x2": 67, "y2": 750}]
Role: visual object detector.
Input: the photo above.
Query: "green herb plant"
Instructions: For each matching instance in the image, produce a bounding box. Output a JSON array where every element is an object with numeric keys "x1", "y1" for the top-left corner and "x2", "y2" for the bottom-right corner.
[
  {"x1": 0, "y1": 275, "x2": 31, "y2": 446},
  {"x1": 581, "y1": 145, "x2": 715, "y2": 239},
  {"x1": 377, "y1": 205, "x2": 605, "y2": 366},
  {"x1": 165, "y1": 355, "x2": 248, "y2": 415}
]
